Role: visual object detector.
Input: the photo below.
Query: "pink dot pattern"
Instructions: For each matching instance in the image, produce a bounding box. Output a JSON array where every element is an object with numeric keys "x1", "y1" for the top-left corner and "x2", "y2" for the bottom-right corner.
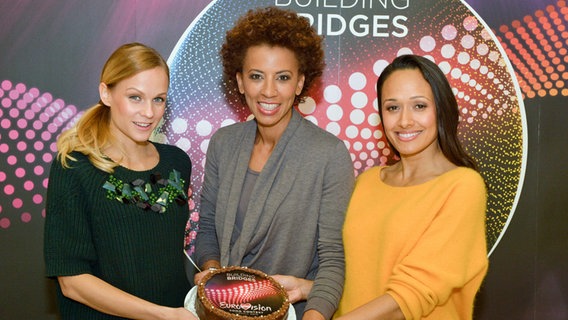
[{"x1": 0, "y1": 80, "x2": 81, "y2": 229}]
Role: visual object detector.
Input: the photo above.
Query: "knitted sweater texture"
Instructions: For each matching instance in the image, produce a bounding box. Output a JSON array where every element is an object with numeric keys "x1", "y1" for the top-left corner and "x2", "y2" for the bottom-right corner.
[
  {"x1": 195, "y1": 110, "x2": 355, "y2": 319},
  {"x1": 44, "y1": 143, "x2": 192, "y2": 319},
  {"x1": 336, "y1": 166, "x2": 488, "y2": 319}
]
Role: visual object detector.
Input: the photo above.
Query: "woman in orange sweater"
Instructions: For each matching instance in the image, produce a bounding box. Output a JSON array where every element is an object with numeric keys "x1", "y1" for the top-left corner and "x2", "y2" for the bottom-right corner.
[{"x1": 334, "y1": 55, "x2": 488, "y2": 320}]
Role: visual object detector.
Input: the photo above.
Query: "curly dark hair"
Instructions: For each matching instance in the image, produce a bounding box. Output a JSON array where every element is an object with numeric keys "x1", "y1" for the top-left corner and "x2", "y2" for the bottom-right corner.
[{"x1": 220, "y1": 6, "x2": 325, "y2": 105}]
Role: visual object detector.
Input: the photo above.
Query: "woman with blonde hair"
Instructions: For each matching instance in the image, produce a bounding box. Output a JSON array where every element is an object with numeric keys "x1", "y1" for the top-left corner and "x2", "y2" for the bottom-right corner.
[{"x1": 44, "y1": 42, "x2": 196, "y2": 320}]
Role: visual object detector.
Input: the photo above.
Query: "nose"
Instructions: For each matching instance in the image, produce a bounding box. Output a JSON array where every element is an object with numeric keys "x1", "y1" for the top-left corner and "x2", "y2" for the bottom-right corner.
[
  {"x1": 140, "y1": 102, "x2": 154, "y2": 118},
  {"x1": 399, "y1": 107, "x2": 414, "y2": 128},
  {"x1": 261, "y1": 79, "x2": 277, "y2": 97}
]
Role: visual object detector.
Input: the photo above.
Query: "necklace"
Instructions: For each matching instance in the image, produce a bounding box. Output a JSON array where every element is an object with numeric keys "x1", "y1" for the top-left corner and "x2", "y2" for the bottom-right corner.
[{"x1": 103, "y1": 169, "x2": 187, "y2": 213}]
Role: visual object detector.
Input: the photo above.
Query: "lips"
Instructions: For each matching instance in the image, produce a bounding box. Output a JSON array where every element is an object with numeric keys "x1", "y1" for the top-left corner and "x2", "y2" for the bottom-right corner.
[
  {"x1": 397, "y1": 131, "x2": 420, "y2": 140},
  {"x1": 134, "y1": 121, "x2": 152, "y2": 128},
  {"x1": 258, "y1": 102, "x2": 279, "y2": 111}
]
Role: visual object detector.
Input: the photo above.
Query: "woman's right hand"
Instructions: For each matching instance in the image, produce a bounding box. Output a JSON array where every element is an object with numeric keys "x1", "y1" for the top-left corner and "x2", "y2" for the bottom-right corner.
[
  {"x1": 271, "y1": 274, "x2": 313, "y2": 304},
  {"x1": 57, "y1": 274, "x2": 199, "y2": 320},
  {"x1": 193, "y1": 269, "x2": 213, "y2": 285},
  {"x1": 193, "y1": 260, "x2": 222, "y2": 285},
  {"x1": 168, "y1": 307, "x2": 198, "y2": 320}
]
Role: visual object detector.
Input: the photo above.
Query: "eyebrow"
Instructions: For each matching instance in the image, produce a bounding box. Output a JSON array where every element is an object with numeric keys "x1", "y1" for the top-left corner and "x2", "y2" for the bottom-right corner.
[
  {"x1": 383, "y1": 95, "x2": 431, "y2": 101},
  {"x1": 125, "y1": 88, "x2": 168, "y2": 96},
  {"x1": 248, "y1": 69, "x2": 293, "y2": 74},
  {"x1": 410, "y1": 95, "x2": 430, "y2": 100}
]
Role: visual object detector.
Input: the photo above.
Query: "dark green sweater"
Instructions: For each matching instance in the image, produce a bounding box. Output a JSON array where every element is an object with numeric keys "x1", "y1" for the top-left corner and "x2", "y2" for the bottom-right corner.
[{"x1": 44, "y1": 143, "x2": 192, "y2": 319}]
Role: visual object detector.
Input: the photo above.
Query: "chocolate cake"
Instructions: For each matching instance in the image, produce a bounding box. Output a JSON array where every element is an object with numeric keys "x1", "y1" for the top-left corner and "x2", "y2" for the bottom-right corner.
[{"x1": 195, "y1": 266, "x2": 290, "y2": 320}]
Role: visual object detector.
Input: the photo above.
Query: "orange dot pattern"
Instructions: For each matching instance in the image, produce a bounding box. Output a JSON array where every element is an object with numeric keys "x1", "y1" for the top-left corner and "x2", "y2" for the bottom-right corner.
[{"x1": 495, "y1": 0, "x2": 568, "y2": 98}]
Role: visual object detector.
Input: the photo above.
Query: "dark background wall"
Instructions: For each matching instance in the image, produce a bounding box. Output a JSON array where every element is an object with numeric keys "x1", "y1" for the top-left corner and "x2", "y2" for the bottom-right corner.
[{"x1": 1, "y1": 1, "x2": 566, "y2": 319}]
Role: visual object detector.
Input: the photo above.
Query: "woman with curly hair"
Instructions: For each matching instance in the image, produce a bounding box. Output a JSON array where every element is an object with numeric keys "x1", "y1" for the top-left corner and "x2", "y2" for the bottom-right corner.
[{"x1": 193, "y1": 7, "x2": 355, "y2": 320}]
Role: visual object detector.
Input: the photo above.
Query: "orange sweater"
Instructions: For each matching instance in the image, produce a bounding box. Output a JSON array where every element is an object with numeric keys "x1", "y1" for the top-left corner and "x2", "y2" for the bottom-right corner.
[{"x1": 336, "y1": 166, "x2": 488, "y2": 319}]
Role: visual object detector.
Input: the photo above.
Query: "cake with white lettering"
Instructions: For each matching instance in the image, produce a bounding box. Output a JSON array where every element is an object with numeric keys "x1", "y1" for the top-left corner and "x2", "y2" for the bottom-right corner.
[{"x1": 195, "y1": 266, "x2": 290, "y2": 320}]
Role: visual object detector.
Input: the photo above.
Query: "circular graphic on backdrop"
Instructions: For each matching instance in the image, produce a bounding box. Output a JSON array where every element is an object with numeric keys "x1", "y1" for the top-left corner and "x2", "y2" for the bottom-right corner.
[
  {"x1": 155, "y1": 0, "x2": 527, "y2": 256},
  {"x1": 0, "y1": 80, "x2": 80, "y2": 229}
]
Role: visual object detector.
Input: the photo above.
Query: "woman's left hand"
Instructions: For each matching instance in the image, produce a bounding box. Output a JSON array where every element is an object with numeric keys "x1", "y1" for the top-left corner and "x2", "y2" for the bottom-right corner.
[{"x1": 271, "y1": 274, "x2": 313, "y2": 304}]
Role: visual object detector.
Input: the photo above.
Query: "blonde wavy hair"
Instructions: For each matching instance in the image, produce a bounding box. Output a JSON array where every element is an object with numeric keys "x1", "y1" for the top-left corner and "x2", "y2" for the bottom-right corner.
[{"x1": 56, "y1": 42, "x2": 169, "y2": 173}]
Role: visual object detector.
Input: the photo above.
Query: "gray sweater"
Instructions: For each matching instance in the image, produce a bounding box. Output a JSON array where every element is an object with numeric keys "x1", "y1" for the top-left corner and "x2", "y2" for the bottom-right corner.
[{"x1": 195, "y1": 110, "x2": 355, "y2": 319}]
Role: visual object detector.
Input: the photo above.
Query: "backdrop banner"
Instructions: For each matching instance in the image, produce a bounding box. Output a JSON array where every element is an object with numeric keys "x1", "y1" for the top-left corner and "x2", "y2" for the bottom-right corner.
[{"x1": 0, "y1": 1, "x2": 566, "y2": 319}]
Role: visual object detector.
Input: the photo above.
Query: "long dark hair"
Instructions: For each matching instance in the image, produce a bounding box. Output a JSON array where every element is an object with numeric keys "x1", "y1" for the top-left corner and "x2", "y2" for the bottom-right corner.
[{"x1": 376, "y1": 54, "x2": 477, "y2": 170}]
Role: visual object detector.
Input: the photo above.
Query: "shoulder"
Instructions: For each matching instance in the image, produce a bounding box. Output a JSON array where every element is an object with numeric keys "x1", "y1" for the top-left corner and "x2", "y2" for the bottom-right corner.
[
  {"x1": 152, "y1": 142, "x2": 192, "y2": 180},
  {"x1": 292, "y1": 118, "x2": 349, "y2": 159},
  {"x1": 354, "y1": 166, "x2": 382, "y2": 185},
  {"x1": 208, "y1": 121, "x2": 255, "y2": 153},
  {"x1": 213, "y1": 121, "x2": 252, "y2": 138},
  {"x1": 298, "y1": 117, "x2": 342, "y2": 143},
  {"x1": 51, "y1": 151, "x2": 93, "y2": 172},
  {"x1": 153, "y1": 142, "x2": 191, "y2": 162},
  {"x1": 47, "y1": 152, "x2": 104, "y2": 191},
  {"x1": 357, "y1": 166, "x2": 382, "y2": 178},
  {"x1": 445, "y1": 167, "x2": 485, "y2": 185},
  {"x1": 438, "y1": 167, "x2": 486, "y2": 197}
]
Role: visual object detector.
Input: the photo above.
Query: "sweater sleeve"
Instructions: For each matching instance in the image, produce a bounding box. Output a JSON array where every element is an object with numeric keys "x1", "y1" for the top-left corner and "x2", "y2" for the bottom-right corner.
[
  {"x1": 44, "y1": 158, "x2": 97, "y2": 277},
  {"x1": 386, "y1": 170, "x2": 488, "y2": 319},
  {"x1": 194, "y1": 131, "x2": 222, "y2": 267},
  {"x1": 306, "y1": 140, "x2": 355, "y2": 319}
]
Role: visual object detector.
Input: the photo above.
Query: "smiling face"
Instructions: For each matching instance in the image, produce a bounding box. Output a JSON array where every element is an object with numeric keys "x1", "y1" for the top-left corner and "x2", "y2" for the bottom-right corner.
[
  {"x1": 100, "y1": 66, "x2": 168, "y2": 148},
  {"x1": 236, "y1": 45, "x2": 305, "y2": 134},
  {"x1": 380, "y1": 68, "x2": 440, "y2": 159}
]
